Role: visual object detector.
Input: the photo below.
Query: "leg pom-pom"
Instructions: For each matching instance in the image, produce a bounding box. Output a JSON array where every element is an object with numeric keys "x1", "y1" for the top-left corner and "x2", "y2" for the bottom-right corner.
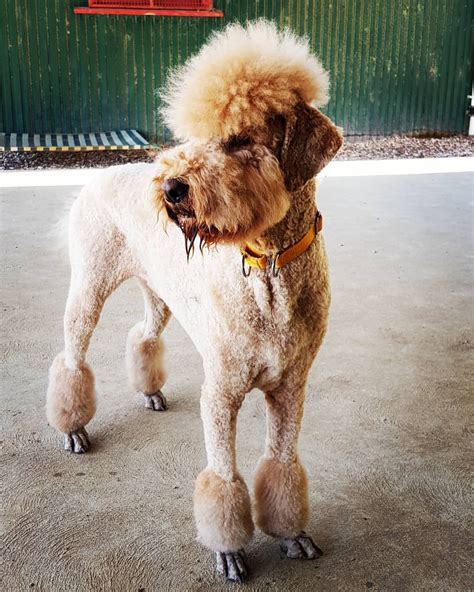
[
  {"x1": 254, "y1": 456, "x2": 309, "y2": 538},
  {"x1": 194, "y1": 468, "x2": 254, "y2": 552},
  {"x1": 126, "y1": 322, "x2": 165, "y2": 395},
  {"x1": 46, "y1": 352, "x2": 96, "y2": 434}
]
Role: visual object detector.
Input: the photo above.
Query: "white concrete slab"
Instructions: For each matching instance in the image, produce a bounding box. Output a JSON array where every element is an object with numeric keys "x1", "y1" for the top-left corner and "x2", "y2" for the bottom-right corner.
[{"x1": 0, "y1": 157, "x2": 473, "y2": 188}]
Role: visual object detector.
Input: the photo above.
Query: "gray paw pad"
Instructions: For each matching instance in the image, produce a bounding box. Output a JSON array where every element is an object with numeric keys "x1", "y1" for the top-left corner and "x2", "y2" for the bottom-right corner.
[
  {"x1": 280, "y1": 532, "x2": 323, "y2": 560},
  {"x1": 143, "y1": 390, "x2": 167, "y2": 411},
  {"x1": 215, "y1": 550, "x2": 248, "y2": 583},
  {"x1": 64, "y1": 427, "x2": 90, "y2": 454}
]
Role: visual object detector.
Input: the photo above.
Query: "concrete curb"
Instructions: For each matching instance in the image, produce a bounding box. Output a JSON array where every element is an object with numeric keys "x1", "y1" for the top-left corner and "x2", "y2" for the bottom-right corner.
[{"x1": 0, "y1": 157, "x2": 473, "y2": 188}]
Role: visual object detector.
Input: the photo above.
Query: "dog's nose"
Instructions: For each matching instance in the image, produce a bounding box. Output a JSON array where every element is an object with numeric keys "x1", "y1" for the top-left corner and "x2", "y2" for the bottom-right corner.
[{"x1": 162, "y1": 179, "x2": 189, "y2": 204}]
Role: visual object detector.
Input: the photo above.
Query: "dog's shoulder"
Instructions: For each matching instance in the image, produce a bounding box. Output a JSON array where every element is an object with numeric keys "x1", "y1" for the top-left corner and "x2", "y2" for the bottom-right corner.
[
  {"x1": 87, "y1": 162, "x2": 155, "y2": 192},
  {"x1": 78, "y1": 162, "x2": 157, "y2": 211}
]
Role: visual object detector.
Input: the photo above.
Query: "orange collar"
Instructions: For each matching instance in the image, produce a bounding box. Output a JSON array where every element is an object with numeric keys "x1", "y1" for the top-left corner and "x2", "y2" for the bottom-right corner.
[{"x1": 240, "y1": 212, "x2": 323, "y2": 277}]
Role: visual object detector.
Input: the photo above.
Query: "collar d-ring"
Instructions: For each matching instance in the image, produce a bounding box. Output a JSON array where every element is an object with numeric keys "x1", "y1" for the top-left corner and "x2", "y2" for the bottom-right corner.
[
  {"x1": 272, "y1": 253, "x2": 281, "y2": 277},
  {"x1": 241, "y1": 254, "x2": 252, "y2": 277}
]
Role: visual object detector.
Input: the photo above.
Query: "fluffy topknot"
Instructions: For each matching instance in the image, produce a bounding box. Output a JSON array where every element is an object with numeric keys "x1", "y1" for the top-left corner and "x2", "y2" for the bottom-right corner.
[{"x1": 161, "y1": 20, "x2": 330, "y2": 141}]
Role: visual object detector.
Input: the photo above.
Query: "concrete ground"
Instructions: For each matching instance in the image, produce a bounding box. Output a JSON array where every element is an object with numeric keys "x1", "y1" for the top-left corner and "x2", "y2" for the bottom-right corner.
[{"x1": 1, "y1": 169, "x2": 472, "y2": 591}]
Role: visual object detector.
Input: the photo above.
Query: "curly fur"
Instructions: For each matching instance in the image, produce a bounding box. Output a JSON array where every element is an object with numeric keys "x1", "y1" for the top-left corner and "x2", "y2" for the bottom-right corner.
[
  {"x1": 194, "y1": 468, "x2": 254, "y2": 552},
  {"x1": 161, "y1": 20, "x2": 329, "y2": 141},
  {"x1": 254, "y1": 456, "x2": 309, "y2": 538},
  {"x1": 46, "y1": 352, "x2": 96, "y2": 433},
  {"x1": 126, "y1": 321, "x2": 166, "y2": 394}
]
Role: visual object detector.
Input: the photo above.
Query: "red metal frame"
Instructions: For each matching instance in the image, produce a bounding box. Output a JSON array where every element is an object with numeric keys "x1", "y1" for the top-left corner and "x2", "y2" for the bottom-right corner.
[
  {"x1": 74, "y1": 7, "x2": 223, "y2": 16},
  {"x1": 87, "y1": 0, "x2": 215, "y2": 10}
]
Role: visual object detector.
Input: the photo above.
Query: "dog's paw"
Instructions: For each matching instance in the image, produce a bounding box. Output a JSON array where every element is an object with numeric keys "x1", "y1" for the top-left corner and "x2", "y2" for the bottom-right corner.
[
  {"x1": 64, "y1": 427, "x2": 90, "y2": 454},
  {"x1": 215, "y1": 550, "x2": 248, "y2": 584},
  {"x1": 280, "y1": 532, "x2": 323, "y2": 560},
  {"x1": 142, "y1": 390, "x2": 167, "y2": 411}
]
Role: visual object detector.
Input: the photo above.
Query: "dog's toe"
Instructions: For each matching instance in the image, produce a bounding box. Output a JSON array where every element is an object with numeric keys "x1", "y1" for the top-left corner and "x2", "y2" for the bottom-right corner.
[
  {"x1": 143, "y1": 391, "x2": 167, "y2": 411},
  {"x1": 280, "y1": 532, "x2": 323, "y2": 560},
  {"x1": 64, "y1": 427, "x2": 90, "y2": 454},
  {"x1": 215, "y1": 550, "x2": 248, "y2": 583}
]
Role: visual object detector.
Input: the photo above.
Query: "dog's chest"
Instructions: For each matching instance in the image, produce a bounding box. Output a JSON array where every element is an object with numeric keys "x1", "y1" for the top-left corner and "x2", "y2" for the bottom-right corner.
[
  {"x1": 248, "y1": 273, "x2": 287, "y2": 321},
  {"x1": 236, "y1": 274, "x2": 312, "y2": 383}
]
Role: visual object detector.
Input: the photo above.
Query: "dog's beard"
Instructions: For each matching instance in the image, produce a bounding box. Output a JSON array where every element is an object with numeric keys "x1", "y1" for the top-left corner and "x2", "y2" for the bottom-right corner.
[{"x1": 165, "y1": 204, "x2": 221, "y2": 260}]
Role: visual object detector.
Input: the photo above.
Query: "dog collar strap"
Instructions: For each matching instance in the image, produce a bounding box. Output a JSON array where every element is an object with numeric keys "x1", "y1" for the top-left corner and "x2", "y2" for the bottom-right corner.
[{"x1": 241, "y1": 212, "x2": 323, "y2": 277}]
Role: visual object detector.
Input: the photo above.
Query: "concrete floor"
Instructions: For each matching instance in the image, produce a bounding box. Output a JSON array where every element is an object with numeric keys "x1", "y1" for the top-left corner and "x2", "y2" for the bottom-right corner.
[{"x1": 1, "y1": 171, "x2": 472, "y2": 591}]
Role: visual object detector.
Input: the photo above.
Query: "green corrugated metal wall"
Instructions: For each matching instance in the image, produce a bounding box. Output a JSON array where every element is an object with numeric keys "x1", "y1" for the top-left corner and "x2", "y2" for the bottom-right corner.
[{"x1": 1, "y1": 0, "x2": 472, "y2": 142}]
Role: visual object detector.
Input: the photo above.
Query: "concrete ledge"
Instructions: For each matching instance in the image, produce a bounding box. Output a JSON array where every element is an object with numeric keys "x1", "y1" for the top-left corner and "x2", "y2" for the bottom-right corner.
[
  {"x1": 322, "y1": 157, "x2": 474, "y2": 177},
  {"x1": 0, "y1": 157, "x2": 473, "y2": 188}
]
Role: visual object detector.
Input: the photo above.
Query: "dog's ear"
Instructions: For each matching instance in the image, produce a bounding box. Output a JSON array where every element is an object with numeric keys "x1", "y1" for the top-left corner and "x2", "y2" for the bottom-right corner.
[{"x1": 279, "y1": 102, "x2": 343, "y2": 192}]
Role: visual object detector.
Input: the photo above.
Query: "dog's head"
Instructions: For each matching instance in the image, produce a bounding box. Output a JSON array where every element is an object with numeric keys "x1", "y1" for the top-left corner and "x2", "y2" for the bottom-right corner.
[{"x1": 152, "y1": 20, "x2": 342, "y2": 249}]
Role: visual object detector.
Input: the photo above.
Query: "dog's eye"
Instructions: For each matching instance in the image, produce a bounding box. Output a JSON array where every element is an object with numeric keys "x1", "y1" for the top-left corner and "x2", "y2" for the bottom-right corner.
[{"x1": 223, "y1": 136, "x2": 252, "y2": 152}]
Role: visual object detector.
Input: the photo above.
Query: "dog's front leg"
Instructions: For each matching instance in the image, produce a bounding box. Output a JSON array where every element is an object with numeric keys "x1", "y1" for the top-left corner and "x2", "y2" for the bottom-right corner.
[
  {"x1": 194, "y1": 382, "x2": 254, "y2": 583},
  {"x1": 254, "y1": 379, "x2": 323, "y2": 560}
]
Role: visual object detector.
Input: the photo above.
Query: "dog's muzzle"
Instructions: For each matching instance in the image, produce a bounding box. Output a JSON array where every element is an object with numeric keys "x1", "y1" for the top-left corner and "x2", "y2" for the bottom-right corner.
[{"x1": 162, "y1": 178, "x2": 189, "y2": 204}]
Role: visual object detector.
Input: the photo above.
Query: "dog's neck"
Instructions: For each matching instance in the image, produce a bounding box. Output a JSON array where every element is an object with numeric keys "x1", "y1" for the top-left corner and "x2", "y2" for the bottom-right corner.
[{"x1": 250, "y1": 178, "x2": 317, "y2": 255}]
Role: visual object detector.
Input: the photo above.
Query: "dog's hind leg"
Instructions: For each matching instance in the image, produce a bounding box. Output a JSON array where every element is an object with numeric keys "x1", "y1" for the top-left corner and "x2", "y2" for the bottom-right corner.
[
  {"x1": 47, "y1": 202, "x2": 130, "y2": 453},
  {"x1": 254, "y1": 378, "x2": 323, "y2": 560},
  {"x1": 126, "y1": 278, "x2": 171, "y2": 410},
  {"x1": 47, "y1": 272, "x2": 122, "y2": 453},
  {"x1": 194, "y1": 381, "x2": 254, "y2": 583}
]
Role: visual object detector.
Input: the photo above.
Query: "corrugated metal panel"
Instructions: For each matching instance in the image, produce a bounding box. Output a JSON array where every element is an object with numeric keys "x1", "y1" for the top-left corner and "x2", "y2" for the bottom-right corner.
[{"x1": 1, "y1": 0, "x2": 472, "y2": 141}]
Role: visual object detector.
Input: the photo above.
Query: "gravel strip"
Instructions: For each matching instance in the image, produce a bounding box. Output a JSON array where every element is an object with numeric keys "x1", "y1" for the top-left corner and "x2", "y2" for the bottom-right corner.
[
  {"x1": 0, "y1": 136, "x2": 472, "y2": 170},
  {"x1": 0, "y1": 149, "x2": 156, "y2": 171},
  {"x1": 339, "y1": 135, "x2": 473, "y2": 160}
]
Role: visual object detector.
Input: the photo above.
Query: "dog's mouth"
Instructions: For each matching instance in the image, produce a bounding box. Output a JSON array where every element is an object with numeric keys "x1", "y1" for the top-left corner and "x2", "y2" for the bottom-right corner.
[{"x1": 164, "y1": 203, "x2": 221, "y2": 259}]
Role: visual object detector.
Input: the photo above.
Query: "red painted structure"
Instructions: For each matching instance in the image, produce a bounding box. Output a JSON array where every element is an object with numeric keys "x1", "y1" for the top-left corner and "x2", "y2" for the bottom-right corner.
[
  {"x1": 90, "y1": 0, "x2": 212, "y2": 8},
  {"x1": 75, "y1": 0, "x2": 223, "y2": 17}
]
